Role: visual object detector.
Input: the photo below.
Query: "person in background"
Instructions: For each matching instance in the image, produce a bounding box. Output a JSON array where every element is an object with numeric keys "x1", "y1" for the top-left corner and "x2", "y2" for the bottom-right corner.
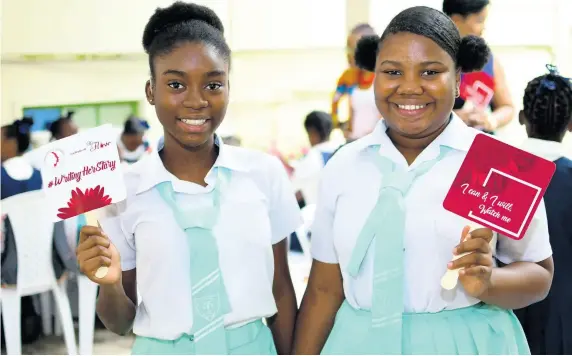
[
  {"x1": 293, "y1": 6, "x2": 553, "y2": 354},
  {"x1": 1, "y1": 118, "x2": 41, "y2": 199},
  {"x1": 48, "y1": 111, "x2": 79, "y2": 141},
  {"x1": 332, "y1": 23, "x2": 381, "y2": 141},
  {"x1": 76, "y1": 2, "x2": 299, "y2": 354},
  {"x1": 443, "y1": 0, "x2": 515, "y2": 133},
  {"x1": 513, "y1": 65, "x2": 572, "y2": 355},
  {"x1": 291, "y1": 111, "x2": 339, "y2": 207},
  {"x1": 117, "y1": 116, "x2": 152, "y2": 164}
]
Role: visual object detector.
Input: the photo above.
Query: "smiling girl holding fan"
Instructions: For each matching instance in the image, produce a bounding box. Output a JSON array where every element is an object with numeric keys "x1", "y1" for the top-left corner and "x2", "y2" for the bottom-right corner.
[
  {"x1": 293, "y1": 6, "x2": 553, "y2": 355},
  {"x1": 75, "y1": 2, "x2": 300, "y2": 354}
]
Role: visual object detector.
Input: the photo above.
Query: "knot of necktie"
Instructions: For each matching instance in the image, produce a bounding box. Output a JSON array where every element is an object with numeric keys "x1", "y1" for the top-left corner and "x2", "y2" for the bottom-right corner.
[
  {"x1": 380, "y1": 170, "x2": 414, "y2": 195},
  {"x1": 177, "y1": 208, "x2": 218, "y2": 230}
]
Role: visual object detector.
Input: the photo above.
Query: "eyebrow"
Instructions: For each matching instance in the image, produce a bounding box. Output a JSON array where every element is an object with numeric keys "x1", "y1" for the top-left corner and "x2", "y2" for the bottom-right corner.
[
  {"x1": 161, "y1": 69, "x2": 227, "y2": 77},
  {"x1": 379, "y1": 60, "x2": 446, "y2": 66}
]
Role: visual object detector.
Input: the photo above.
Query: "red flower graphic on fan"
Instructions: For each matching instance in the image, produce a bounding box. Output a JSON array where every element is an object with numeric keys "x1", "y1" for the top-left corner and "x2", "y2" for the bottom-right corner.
[{"x1": 57, "y1": 185, "x2": 112, "y2": 219}]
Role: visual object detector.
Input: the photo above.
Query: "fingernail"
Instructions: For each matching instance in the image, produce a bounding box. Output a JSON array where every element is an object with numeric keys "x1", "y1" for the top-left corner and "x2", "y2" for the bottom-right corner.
[
  {"x1": 452, "y1": 247, "x2": 458, "y2": 255},
  {"x1": 447, "y1": 262, "x2": 453, "y2": 268}
]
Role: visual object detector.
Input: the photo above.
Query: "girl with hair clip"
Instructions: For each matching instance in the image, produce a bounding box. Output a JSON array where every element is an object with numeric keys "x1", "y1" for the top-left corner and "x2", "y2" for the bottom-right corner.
[
  {"x1": 117, "y1": 116, "x2": 153, "y2": 164},
  {"x1": 75, "y1": 2, "x2": 300, "y2": 355},
  {"x1": 513, "y1": 65, "x2": 572, "y2": 355},
  {"x1": 293, "y1": 6, "x2": 553, "y2": 355}
]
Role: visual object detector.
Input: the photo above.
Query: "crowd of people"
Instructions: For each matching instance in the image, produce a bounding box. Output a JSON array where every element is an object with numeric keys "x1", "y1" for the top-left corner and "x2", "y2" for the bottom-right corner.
[{"x1": 1, "y1": 0, "x2": 571, "y2": 354}]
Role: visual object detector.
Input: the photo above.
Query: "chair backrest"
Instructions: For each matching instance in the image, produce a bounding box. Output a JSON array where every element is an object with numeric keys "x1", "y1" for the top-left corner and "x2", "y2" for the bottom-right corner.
[{"x1": 2, "y1": 190, "x2": 57, "y2": 295}]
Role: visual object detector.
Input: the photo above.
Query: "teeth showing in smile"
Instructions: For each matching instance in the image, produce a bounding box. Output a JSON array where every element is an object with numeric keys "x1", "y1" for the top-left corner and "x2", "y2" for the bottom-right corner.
[
  {"x1": 180, "y1": 118, "x2": 207, "y2": 126},
  {"x1": 398, "y1": 104, "x2": 426, "y2": 110}
]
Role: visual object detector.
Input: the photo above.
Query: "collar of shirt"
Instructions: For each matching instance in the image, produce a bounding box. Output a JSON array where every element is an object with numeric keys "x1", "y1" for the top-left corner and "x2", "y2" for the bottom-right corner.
[
  {"x1": 134, "y1": 135, "x2": 250, "y2": 195},
  {"x1": 519, "y1": 137, "x2": 568, "y2": 161},
  {"x1": 355, "y1": 113, "x2": 478, "y2": 170},
  {"x1": 2, "y1": 156, "x2": 35, "y2": 180}
]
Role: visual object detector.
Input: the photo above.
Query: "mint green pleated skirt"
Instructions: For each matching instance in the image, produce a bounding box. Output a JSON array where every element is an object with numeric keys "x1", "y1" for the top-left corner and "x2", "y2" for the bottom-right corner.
[
  {"x1": 131, "y1": 320, "x2": 276, "y2": 355},
  {"x1": 322, "y1": 301, "x2": 530, "y2": 355}
]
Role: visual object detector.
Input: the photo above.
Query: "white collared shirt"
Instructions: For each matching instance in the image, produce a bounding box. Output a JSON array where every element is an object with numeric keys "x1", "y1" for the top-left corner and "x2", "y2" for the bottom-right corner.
[
  {"x1": 518, "y1": 137, "x2": 571, "y2": 162},
  {"x1": 99, "y1": 139, "x2": 302, "y2": 340},
  {"x1": 291, "y1": 141, "x2": 340, "y2": 205},
  {"x1": 2, "y1": 156, "x2": 35, "y2": 180},
  {"x1": 311, "y1": 115, "x2": 552, "y2": 313}
]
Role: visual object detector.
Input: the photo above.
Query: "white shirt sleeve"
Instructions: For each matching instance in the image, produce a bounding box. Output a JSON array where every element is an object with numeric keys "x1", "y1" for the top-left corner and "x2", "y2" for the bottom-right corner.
[
  {"x1": 267, "y1": 157, "x2": 302, "y2": 244},
  {"x1": 98, "y1": 202, "x2": 137, "y2": 271},
  {"x1": 495, "y1": 198, "x2": 553, "y2": 264},
  {"x1": 310, "y1": 164, "x2": 339, "y2": 264}
]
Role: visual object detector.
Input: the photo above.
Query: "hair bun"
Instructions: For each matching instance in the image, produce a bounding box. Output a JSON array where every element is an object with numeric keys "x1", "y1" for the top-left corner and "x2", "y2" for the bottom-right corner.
[
  {"x1": 354, "y1": 34, "x2": 380, "y2": 72},
  {"x1": 457, "y1": 35, "x2": 490, "y2": 73},
  {"x1": 143, "y1": 1, "x2": 224, "y2": 53}
]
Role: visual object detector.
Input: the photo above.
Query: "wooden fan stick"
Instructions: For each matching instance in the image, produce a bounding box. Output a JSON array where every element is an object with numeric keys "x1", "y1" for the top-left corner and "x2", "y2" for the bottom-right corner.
[{"x1": 85, "y1": 209, "x2": 108, "y2": 279}]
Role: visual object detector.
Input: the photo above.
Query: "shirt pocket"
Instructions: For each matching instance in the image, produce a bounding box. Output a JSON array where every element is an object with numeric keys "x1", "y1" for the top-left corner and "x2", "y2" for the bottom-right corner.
[{"x1": 218, "y1": 187, "x2": 272, "y2": 249}]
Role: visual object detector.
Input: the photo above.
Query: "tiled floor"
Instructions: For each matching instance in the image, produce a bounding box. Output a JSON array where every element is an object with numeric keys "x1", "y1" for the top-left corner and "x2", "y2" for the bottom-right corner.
[{"x1": 3, "y1": 329, "x2": 134, "y2": 355}]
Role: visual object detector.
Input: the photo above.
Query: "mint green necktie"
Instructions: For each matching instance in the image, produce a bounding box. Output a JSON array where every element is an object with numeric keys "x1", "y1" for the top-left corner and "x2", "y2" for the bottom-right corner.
[
  {"x1": 347, "y1": 145, "x2": 452, "y2": 354},
  {"x1": 156, "y1": 167, "x2": 232, "y2": 354}
]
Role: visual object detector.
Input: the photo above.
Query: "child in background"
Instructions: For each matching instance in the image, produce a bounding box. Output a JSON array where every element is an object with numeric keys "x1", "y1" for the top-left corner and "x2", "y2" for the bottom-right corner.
[
  {"x1": 117, "y1": 116, "x2": 152, "y2": 164},
  {"x1": 513, "y1": 65, "x2": 572, "y2": 355},
  {"x1": 1, "y1": 118, "x2": 41, "y2": 199},
  {"x1": 291, "y1": 111, "x2": 340, "y2": 206}
]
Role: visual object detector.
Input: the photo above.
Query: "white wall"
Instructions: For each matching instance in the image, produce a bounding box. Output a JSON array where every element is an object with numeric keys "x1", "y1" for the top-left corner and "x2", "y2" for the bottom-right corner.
[
  {"x1": 1, "y1": 0, "x2": 348, "y2": 151},
  {"x1": 2, "y1": 0, "x2": 571, "y2": 152}
]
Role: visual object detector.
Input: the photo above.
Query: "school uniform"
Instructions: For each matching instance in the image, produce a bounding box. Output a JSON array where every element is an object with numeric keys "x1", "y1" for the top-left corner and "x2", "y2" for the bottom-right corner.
[
  {"x1": 291, "y1": 140, "x2": 340, "y2": 205},
  {"x1": 99, "y1": 136, "x2": 301, "y2": 355},
  {"x1": 1, "y1": 156, "x2": 42, "y2": 200},
  {"x1": 514, "y1": 138, "x2": 572, "y2": 355},
  {"x1": 310, "y1": 114, "x2": 552, "y2": 355}
]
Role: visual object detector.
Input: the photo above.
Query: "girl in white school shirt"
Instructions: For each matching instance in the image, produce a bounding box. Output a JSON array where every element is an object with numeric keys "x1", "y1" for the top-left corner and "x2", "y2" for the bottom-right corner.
[
  {"x1": 75, "y1": 2, "x2": 300, "y2": 355},
  {"x1": 293, "y1": 6, "x2": 554, "y2": 355}
]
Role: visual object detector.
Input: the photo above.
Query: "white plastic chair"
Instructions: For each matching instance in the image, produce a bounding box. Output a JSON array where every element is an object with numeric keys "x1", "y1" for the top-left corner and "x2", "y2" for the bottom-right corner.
[
  {"x1": 1, "y1": 190, "x2": 77, "y2": 355},
  {"x1": 77, "y1": 274, "x2": 98, "y2": 355}
]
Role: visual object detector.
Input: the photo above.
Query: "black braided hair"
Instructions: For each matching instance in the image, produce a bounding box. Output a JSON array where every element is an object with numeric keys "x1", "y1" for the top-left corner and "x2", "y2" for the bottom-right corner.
[
  {"x1": 142, "y1": 1, "x2": 231, "y2": 78},
  {"x1": 354, "y1": 6, "x2": 490, "y2": 74},
  {"x1": 2, "y1": 117, "x2": 34, "y2": 154},
  {"x1": 523, "y1": 65, "x2": 572, "y2": 141}
]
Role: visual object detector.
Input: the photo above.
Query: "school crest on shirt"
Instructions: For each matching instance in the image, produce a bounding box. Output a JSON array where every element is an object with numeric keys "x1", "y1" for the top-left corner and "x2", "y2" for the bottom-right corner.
[{"x1": 195, "y1": 295, "x2": 220, "y2": 321}]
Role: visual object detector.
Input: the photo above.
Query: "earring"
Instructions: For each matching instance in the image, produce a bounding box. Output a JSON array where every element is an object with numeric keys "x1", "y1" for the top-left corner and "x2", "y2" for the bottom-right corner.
[{"x1": 455, "y1": 87, "x2": 460, "y2": 98}]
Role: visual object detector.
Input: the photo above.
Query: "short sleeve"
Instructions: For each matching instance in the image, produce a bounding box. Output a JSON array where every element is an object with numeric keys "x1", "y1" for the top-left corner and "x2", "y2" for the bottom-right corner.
[
  {"x1": 310, "y1": 165, "x2": 339, "y2": 264},
  {"x1": 267, "y1": 157, "x2": 302, "y2": 244},
  {"x1": 98, "y1": 203, "x2": 136, "y2": 271},
  {"x1": 495, "y1": 198, "x2": 553, "y2": 264}
]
